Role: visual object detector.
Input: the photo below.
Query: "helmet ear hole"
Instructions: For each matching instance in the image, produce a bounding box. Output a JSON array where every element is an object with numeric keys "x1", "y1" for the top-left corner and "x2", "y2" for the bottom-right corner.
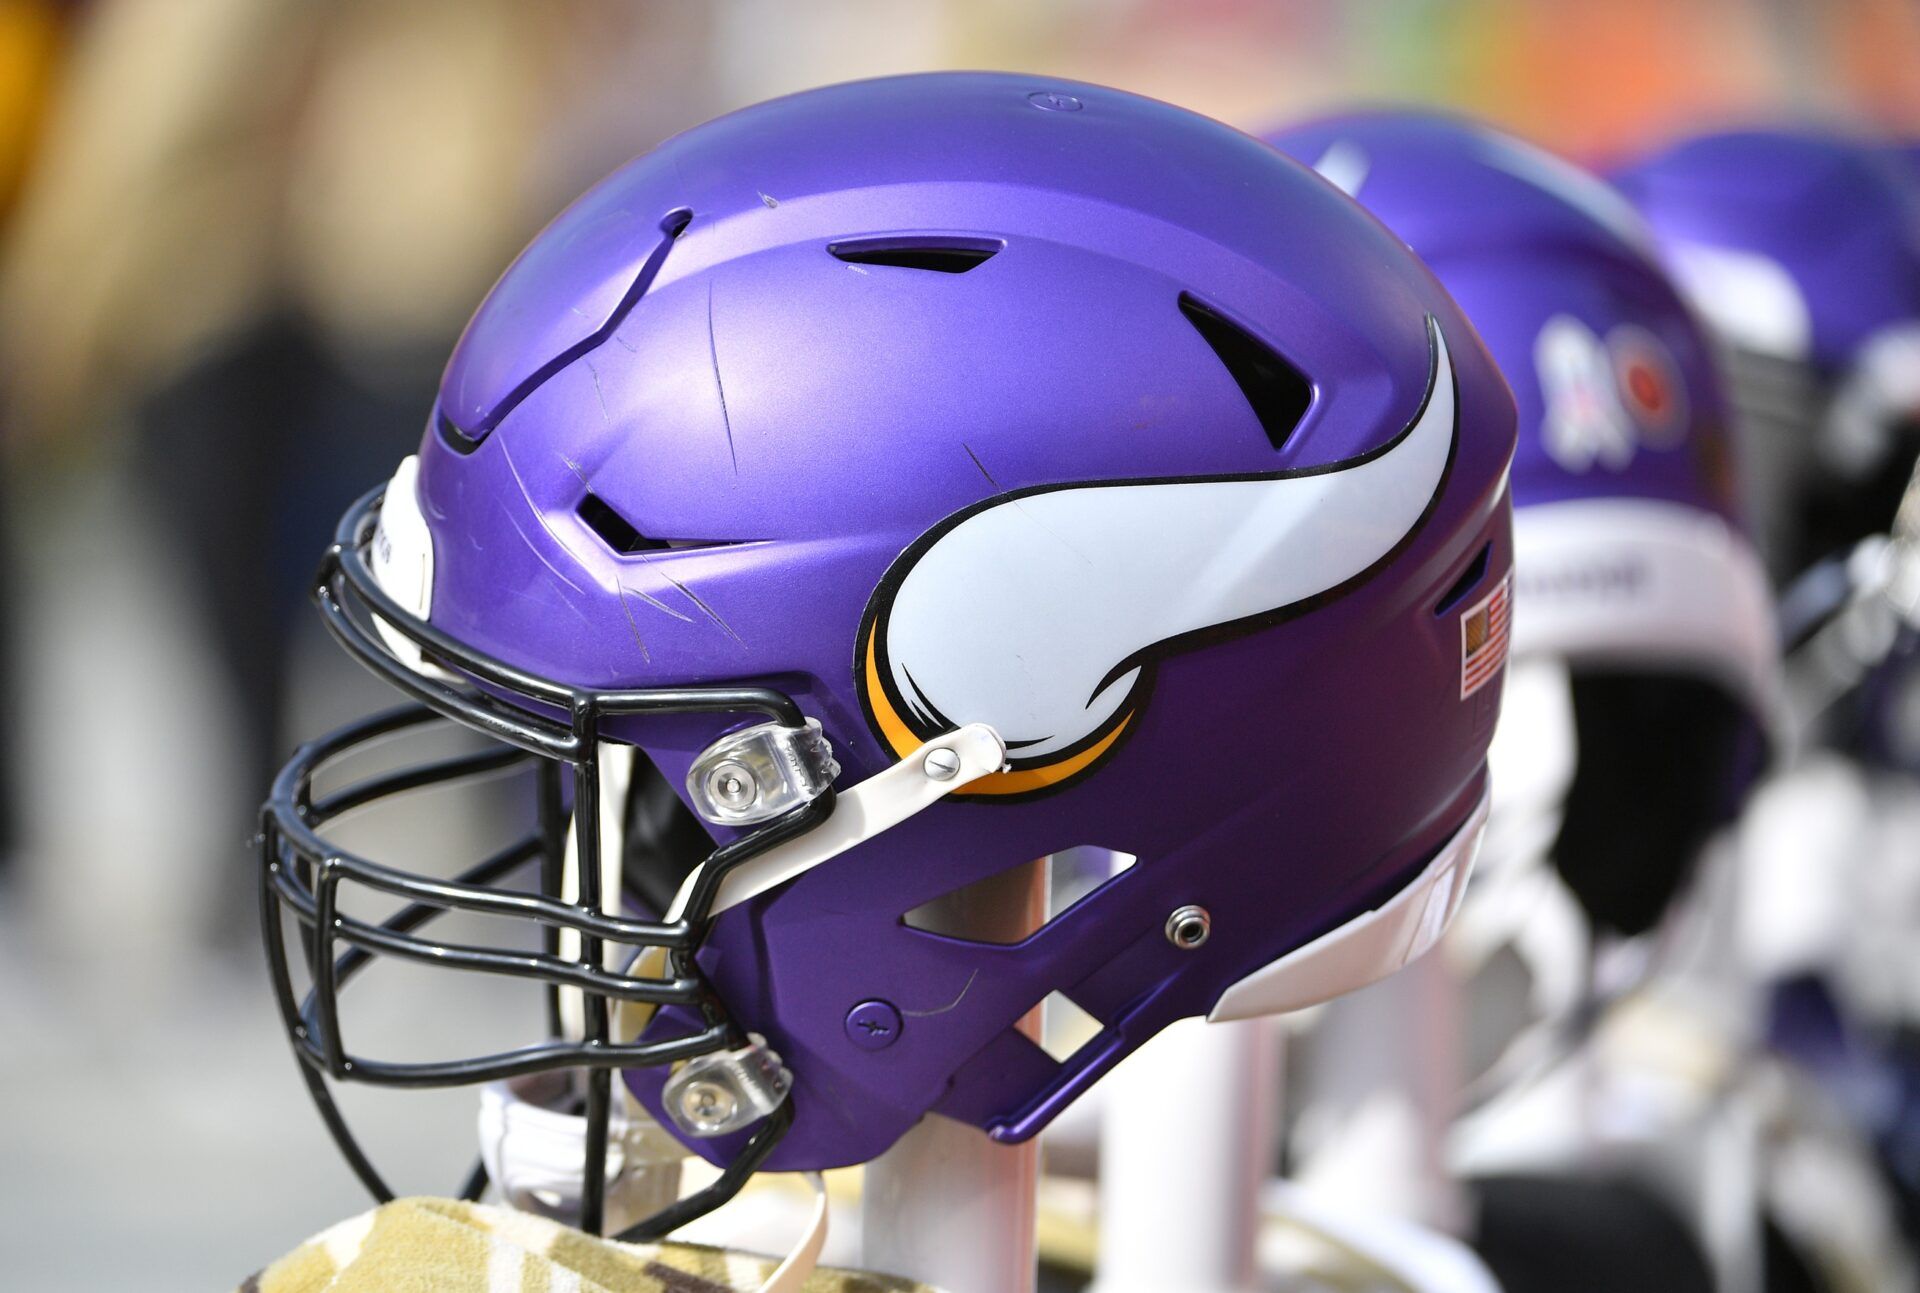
[{"x1": 621, "y1": 757, "x2": 715, "y2": 915}]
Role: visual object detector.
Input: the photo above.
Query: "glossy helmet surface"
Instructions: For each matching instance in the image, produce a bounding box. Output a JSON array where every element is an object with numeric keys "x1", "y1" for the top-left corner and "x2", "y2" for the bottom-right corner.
[
  {"x1": 1269, "y1": 110, "x2": 1776, "y2": 939},
  {"x1": 1613, "y1": 127, "x2": 1920, "y2": 581},
  {"x1": 263, "y1": 73, "x2": 1514, "y2": 1235}
]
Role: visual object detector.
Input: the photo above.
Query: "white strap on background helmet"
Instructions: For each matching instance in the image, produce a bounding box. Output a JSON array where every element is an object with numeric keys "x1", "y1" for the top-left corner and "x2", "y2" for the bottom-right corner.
[
  {"x1": 1511, "y1": 497, "x2": 1782, "y2": 740},
  {"x1": 1665, "y1": 242, "x2": 1812, "y2": 363}
]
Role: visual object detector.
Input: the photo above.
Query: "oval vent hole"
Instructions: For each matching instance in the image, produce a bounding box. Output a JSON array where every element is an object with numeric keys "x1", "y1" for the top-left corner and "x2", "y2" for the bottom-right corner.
[
  {"x1": 829, "y1": 237, "x2": 1003, "y2": 274},
  {"x1": 1179, "y1": 293, "x2": 1313, "y2": 452},
  {"x1": 1435, "y1": 542, "x2": 1493, "y2": 616}
]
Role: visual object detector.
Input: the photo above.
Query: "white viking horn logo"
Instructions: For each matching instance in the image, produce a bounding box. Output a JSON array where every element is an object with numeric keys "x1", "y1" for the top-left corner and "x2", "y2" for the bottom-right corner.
[{"x1": 858, "y1": 316, "x2": 1457, "y2": 796}]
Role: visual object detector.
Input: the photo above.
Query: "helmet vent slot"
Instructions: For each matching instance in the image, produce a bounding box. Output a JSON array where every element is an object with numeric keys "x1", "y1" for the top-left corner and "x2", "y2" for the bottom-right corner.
[
  {"x1": 902, "y1": 845, "x2": 1137, "y2": 946},
  {"x1": 828, "y1": 236, "x2": 1003, "y2": 274},
  {"x1": 1178, "y1": 293, "x2": 1313, "y2": 452},
  {"x1": 578, "y1": 492, "x2": 669, "y2": 553},
  {"x1": 1434, "y1": 542, "x2": 1493, "y2": 615},
  {"x1": 447, "y1": 206, "x2": 695, "y2": 446},
  {"x1": 436, "y1": 408, "x2": 483, "y2": 456},
  {"x1": 576, "y1": 492, "x2": 742, "y2": 554}
]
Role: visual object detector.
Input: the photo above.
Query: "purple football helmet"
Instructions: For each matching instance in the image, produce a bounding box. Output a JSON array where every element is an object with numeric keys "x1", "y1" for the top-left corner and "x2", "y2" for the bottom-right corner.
[
  {"x1": 261, "y1": 74, "x2": 1514, "y2": 1238},
  {"x1": 1268, "y1": 111, "x2": 1775, "y2": 938},
  {"x1": 1613, "y1": 127, "x2": 1920, "y2": 581}
]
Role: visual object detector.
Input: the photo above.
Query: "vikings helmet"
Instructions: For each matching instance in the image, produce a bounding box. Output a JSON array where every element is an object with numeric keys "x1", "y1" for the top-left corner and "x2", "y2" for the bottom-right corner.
[
  {"x1": 1613, "y1": 127, "x2": 1920, "y2": 584},
  {"x1": 261, "y1": 74, "x2": 1515, "y2": 1238},
  {"x1": 1269, "y1": 110, "x2": 1776, "y2": 939}
]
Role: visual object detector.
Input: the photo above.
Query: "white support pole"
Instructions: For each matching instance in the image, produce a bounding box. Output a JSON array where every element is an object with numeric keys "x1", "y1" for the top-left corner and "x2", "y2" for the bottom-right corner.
[
  {"x1": 1091, "y1": 1015, "x2": 1279, "y2": 1293},
  {"x1": 861, "y1": 859, "x2": 1046, "y2": 1293},
  {"x1": 1293, "y1": 949, "x2": 1465, "y2": 1233}
]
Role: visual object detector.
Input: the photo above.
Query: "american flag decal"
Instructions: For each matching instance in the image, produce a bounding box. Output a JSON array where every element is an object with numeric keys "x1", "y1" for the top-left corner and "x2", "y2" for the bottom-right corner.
[{"x1": 1460, "y1": 572, "x2": 1512, "y2": 699}]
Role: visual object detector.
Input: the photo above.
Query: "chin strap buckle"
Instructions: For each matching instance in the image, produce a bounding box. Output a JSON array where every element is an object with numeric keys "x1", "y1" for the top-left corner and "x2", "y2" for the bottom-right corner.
[
  {"x1": 662, "y1": 1034, "x2": 794, "y2": 1139},
  {"x1": 477, "y1": 1077, "x2": 686, "y2": 1234}
]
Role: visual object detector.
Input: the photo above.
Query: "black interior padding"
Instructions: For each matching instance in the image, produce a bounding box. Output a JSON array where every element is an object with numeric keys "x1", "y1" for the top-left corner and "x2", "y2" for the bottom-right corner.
[
  {"x1": 620, "y1": 757, "x2": 715, "y2": 915},
  {"x1": 1792, "y1": 419, "x2": 1920, "y2": 579},
  {"x1": 1470, "y1": 1173, "x2": 1715, "y2": 1293},
  {"x1": 1553, "y1": 670, "x2": 1755, "y2": 938},
  {"x1": 1762, "y1": 1213, "x2": 1826, "y2": 1293}
]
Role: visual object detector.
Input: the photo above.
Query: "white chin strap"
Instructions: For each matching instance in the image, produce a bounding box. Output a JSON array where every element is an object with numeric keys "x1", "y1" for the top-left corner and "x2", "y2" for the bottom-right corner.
[
  {"x1": 667, "y1": 722, "x2": 1008, "y2": 921},
  {"x1": 479, "y1": 1080, "x2": 829, "y2": 1293},
  {"x1": 758, "y1": 1177, "x2": 830, "y2": 1293},
  {"x1": 1508, "y1": 496, "x2": 1783, "y2": 741},
  {"x1": 481, "y1": 727, "x2": 1005, "y2": 1284},
  {"x1": 556, "y1": 743, "x2": 637, "y2": 1040}
]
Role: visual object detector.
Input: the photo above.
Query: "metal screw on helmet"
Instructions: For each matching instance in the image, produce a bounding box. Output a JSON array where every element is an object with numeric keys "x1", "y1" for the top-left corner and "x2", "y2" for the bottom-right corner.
[
  {"x1": 705, "y1": 761, "x2": 759, "y2": 812},
  {"x1": 679, "y1": 1079, "x2": 739, "y2": 1129},
  {"x1": 661, "y1": 1035, "x2": 795, "y2": 1139},
  {"x1": 923, "y1": 747, "x2": 962, "y2": 781},
  {"x1": 1166, "y1": 905, "x2": 1211, "y2": 950}
]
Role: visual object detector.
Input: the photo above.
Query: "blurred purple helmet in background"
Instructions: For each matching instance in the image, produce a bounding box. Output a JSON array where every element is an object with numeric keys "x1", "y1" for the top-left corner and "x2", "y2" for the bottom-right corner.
[
  {"x1": 265, "y1": 72, "x2": 1515, "y2": 1222},
  {"x1": 1269, "y1": 110, "x2": 1775, "y2": 936},
  {"x1": 1614, "y1": 127, "x2": 1920, "y2": 579},
  {"x1": 1616, "y1": 128, "x2": 1920, "y2": 375}
]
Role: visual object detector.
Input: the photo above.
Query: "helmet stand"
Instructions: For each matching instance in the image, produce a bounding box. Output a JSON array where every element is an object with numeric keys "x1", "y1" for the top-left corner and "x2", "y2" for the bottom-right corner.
[
  {"x1": 1289, "y1": 950, "x2": 1465, "y2": 1232},
  {"x1": 1090, "y1": 934, "x2": 1493, "y2": 1291},
  {"x1": 859, "y1": 857, "x2": 1046, "y2": 1293},
  {"x1": 1091, "y1": 1014, "x2": 1278, "y2": 1293}
]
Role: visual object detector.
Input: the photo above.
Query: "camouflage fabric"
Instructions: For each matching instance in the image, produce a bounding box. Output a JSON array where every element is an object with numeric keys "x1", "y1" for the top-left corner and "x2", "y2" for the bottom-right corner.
[{"x1": 239, "y1": 1197, "x2": 942, "y2": 1293}]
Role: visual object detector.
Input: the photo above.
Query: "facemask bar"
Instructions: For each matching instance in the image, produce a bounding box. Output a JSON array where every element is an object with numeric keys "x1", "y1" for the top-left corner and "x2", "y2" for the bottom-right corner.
[{"x1": 259, "y1": 485, "x2": 830, "y2": 1239}]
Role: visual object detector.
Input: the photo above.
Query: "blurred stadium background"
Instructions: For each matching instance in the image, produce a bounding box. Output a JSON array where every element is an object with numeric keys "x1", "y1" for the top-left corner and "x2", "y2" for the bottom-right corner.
[{"x1": 1, "y1": 1, "x2": 1918, "y2": 1288}]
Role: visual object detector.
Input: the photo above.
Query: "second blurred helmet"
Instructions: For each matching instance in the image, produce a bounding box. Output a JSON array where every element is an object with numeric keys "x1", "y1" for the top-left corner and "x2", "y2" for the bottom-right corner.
[{"x1": 1269, "y1": 110, "x2": 1778, "y2": 941}]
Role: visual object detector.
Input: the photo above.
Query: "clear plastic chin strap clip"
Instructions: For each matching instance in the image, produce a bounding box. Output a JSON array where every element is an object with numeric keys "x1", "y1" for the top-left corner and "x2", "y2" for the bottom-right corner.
[
  {"x1": 662, "y1": 1034, "x2": 795, "y2": 1139},
  {"x1": 687, "y1": 720, "x2": 839, "y2": 827}
]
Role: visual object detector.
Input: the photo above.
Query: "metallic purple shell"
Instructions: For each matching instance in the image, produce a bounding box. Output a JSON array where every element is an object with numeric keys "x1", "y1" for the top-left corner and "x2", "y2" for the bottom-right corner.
[
  {"x1": 1268, "y1": 111, "x2": 1743, "y2": 531},
  {"x1": 414, "y1": 73, "x2": 1515, "y2": 1169},
  {"x1": 1613, "y1": 127, "x2": 1920, "y2": 374}
]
